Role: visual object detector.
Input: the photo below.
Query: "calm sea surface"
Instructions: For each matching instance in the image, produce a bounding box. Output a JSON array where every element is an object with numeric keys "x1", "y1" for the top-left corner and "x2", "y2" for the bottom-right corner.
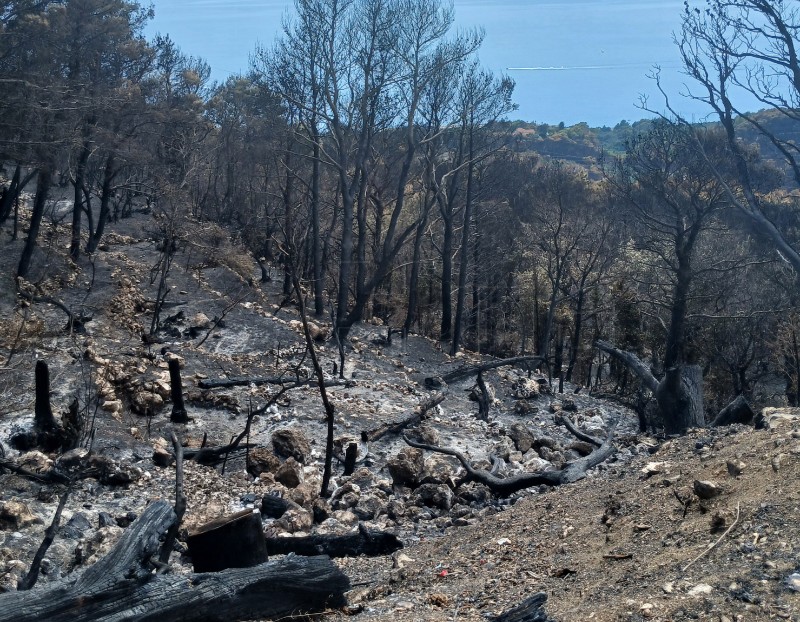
[{"x1": 147, "y1": 0, "x2": 752, "y2": 126}]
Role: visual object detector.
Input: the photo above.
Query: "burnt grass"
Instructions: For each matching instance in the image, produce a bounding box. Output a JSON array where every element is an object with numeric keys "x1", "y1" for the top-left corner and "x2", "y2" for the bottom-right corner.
[{"x1": 0, "y1": 210, "x2": 799, "y2": 622}]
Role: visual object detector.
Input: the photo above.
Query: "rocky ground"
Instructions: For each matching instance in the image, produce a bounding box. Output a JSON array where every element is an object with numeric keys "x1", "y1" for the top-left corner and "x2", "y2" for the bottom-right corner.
[{"x1": 0, "y1": 208, "x2": 798, "y2": 621}]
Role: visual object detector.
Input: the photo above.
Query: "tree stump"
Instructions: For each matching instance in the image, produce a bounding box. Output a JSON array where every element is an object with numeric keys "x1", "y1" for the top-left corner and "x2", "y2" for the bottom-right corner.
[
  {"x1": 187, "y1": 509, "x2": 268, "y2": 572},
  {"x1": 168, "y1": 357, "x2": 188, "y2": 423}
]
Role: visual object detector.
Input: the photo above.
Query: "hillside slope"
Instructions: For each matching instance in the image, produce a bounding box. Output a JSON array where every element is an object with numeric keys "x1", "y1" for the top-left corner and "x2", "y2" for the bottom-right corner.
[{"x1": 0, "y1": 210, "x2": 797, "y2": 622}]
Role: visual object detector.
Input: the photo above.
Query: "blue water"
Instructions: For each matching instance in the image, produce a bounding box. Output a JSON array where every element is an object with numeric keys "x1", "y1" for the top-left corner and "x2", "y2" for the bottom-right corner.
[{"x1": 145, "y1": 0, "x2": 749, "y2": 126}]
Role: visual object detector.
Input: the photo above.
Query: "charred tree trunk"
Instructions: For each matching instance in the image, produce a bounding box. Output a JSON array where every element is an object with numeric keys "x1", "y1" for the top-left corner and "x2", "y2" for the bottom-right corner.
[
  {"x1": 168, "y1": 357, "x2": 188, "y2": 423},
  {"x1": 17, "y1": 168, "x2": 51, "y2": 279},
  {"x1": 425, "y1": 355, "x2": 543, "y2": 387},
  {"x1": 85, "y1": 153, "x2": 116, "y2": 254},
  {"x1": 655, "y1": 364, "x2": 705, "y2": 434},
  {"x1": 70, "y1": 141, "x2": 91, "y2": 261},
  {"x1": 493, "y1": 593, "x2": 554, "y2": 622}
]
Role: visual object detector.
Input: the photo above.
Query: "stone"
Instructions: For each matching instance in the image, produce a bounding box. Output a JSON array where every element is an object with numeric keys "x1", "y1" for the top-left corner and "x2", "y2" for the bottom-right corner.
[
  {"x1": 413, "y1": 483, "x2": 454, "y2": 511},
  {"x1": 514, "y1": 400, "x2": 537, "y2": 415},
  {"x1": 422, "y1": 454, "x2": 460, "y2": 485},
  {"x1": 0, "y1": 501, "x2": 41, "y2": 530},
  {"x1": 60, "y1": 512, "x2": 92, "y2": 540},
  {"x1": 15, "y1": 451, "x2": 52, "y2": 474},
  {"x1": 561, "y1": 398, "x2": 578, "y2": 412},
  {"x1": 759, "y1": 407, "x2": 800, "y2": 429},
  {"x1": 693, "y1": 480, "x2": 721, "y2": 500},
  {"x1": 55, "y1": 448, "x2": 89, "y2": 471},
  {"x1": 353, "y1": 494, "x2": 385, "y2": 520},
  {"x1": 508, "y1": 423, "x2": 536, "y2": 453},
  {"x1": 271, "y1": 428, "x2": 311, "y2": 464},
  {"x1": 512, "y1": 377, "x2": 539, "y2": 399},
  {"x1": 687, "y1": 583, "x2": 713, "y2": 597},
  {"x1": 98, "y1": 512, "x2": 116, "y2": 528},
  {"x1": 191, "y1": 312, "x2": 212, "y2": 329},
  {"x1": 152, "y1": 446, "x2": 174, "y2": 468},
  {"x1": 726, "y1": 460, "x2": 746, "y2": 477},
  {"x1": 415, "y1": 424, "x2": 440, "y2": 446},
  {"x1": 275, "y1": 457, "x2": 303, "y2": 488},
  {"x1": 246, "y1": 447, "x2": 281, "y2": 477},
  {"x1": 388, "y1": 447, "x2": 424, "y2": 488},
  {"x1": 130, "y1": 389, "x2": 164, "y2": 416},
  {"x1": 566, "y1": 440, "x2": 595, "y2": 456},
  {"x1": 278, "y1": 508, "x2": 313, "y2": 533},
  {"x1": 523, "y1": 456, "x2": 553, "y2": 472}
]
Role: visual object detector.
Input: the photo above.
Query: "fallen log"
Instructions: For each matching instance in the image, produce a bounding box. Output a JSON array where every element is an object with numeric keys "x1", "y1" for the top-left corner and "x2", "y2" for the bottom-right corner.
[
  {"x1": 198, "y1": 375, "x2": 348, "y2": 390},
  {"x1": 425, "y1": 355, "x2": 543, "y2": 388},
  {"x1": 0, "y1": 500, "x2": 349, "y2": 622},
  {"x1": 362, "y1": 392, "x2": 446, "y2": 442},
  {"x1": 403, "y1": 416, "x2": 616, "y2": 497},
  {"x1": 492, "y1": 593, "x2": 554, "y2": 622},
  {"x1": 265, "y1": 524, "x2": 402, "y2": 558}
]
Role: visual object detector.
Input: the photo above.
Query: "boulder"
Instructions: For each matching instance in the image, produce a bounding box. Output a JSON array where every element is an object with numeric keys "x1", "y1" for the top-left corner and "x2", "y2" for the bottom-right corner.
[
  {"x1": 514, "y1": 400, "x2": 537, "y2": 415},
  {"x1": 0, "y1": 501, "x2": 41, "y2": 530},
  {"x1": 272, "y1": 428, "x2": 311, "y2": 464},
  {"x1": 246, "y1": 447, "x2": 281, "y2": 478},
  {"x1": 423, "y1": 454, "x2": 461, "y2": 485},
  {"x1": 275, "y1": 457, "x2": 303, "y2": 488},
  {"x1": 512, "y1": 378, "x2": 540, "y2": 399},
  {"x1": 353, "y1": 494, "x2": 385, "y2": 521},
  {"x1": 759, "y1": 407, "x2": 800, "y2": 429},
  {"x1": 508, "y1": 423, "x2": 536, "y2": 453},
  {"x1": 277, "y1": 507, "x2": 314, "y2": 533},
  {"x1": 388, "y1": 447, "x2": 424, "y2": 488},
  {"x1": 413, "y1": 483, "x2": 454, "y2": 511}
]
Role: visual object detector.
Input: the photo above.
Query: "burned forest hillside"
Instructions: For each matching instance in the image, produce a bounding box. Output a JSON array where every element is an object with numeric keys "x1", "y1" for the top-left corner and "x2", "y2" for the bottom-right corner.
[{"x1": 0, "y1": 204, "x2": 798, "y2": 622}]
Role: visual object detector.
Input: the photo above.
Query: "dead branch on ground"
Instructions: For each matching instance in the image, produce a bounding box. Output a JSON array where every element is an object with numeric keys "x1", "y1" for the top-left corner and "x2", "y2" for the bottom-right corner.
[{"x1": 403, "y1": 416, "x2": 616, "y2": 496}]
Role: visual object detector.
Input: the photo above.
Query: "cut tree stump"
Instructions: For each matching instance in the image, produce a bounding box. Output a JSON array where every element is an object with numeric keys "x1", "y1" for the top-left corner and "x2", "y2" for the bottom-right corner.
[
  {"x1": 187, "y1": 508, "x2": 268, "y2": 573},
  {"x1": 265, "y1": 524, "x2": 402, "y2": 558},
  {"x1": 0, "y1": 500, "x2": 349, "y2": 622},
  {"x1": 168, "y1": 357, "x2": 188, "y2": 423}
]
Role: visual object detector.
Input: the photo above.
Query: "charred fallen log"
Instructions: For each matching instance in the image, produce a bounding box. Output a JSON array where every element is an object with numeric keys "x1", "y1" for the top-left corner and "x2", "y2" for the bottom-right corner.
[
  {"x1": 0, "y1": 500, "x2": 349, "y2": 622},
  {"x1": 198, "y1": 375, "x2": 348, "y2": 390},
  {"x1": 362, "y1": 392, "x2": 446, "y2": 442},
  {"x1": 403, "y1": 416, "x2": 615, "y2": 497},
  {"x1": 265, "y1": 524, "x2": 402, "y2": 558},
  {"x1": 492, "y1": 593, "x2": 554, "y2": 622},
  {"x1": 424, "y1": 355, "x2": 544, "y2": 388}
]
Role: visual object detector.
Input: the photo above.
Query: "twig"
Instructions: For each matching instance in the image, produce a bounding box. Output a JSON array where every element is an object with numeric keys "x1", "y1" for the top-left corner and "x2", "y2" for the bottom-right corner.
[
  {"x1": 18, "y1": 482, "x2": 73, "y2": 590},
  {"x1": 603, "y1": 553, "x2": 633, "y2": 560},
  {"x1": 682, "y1": 502, "x2": 741, "y2": 572}
]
